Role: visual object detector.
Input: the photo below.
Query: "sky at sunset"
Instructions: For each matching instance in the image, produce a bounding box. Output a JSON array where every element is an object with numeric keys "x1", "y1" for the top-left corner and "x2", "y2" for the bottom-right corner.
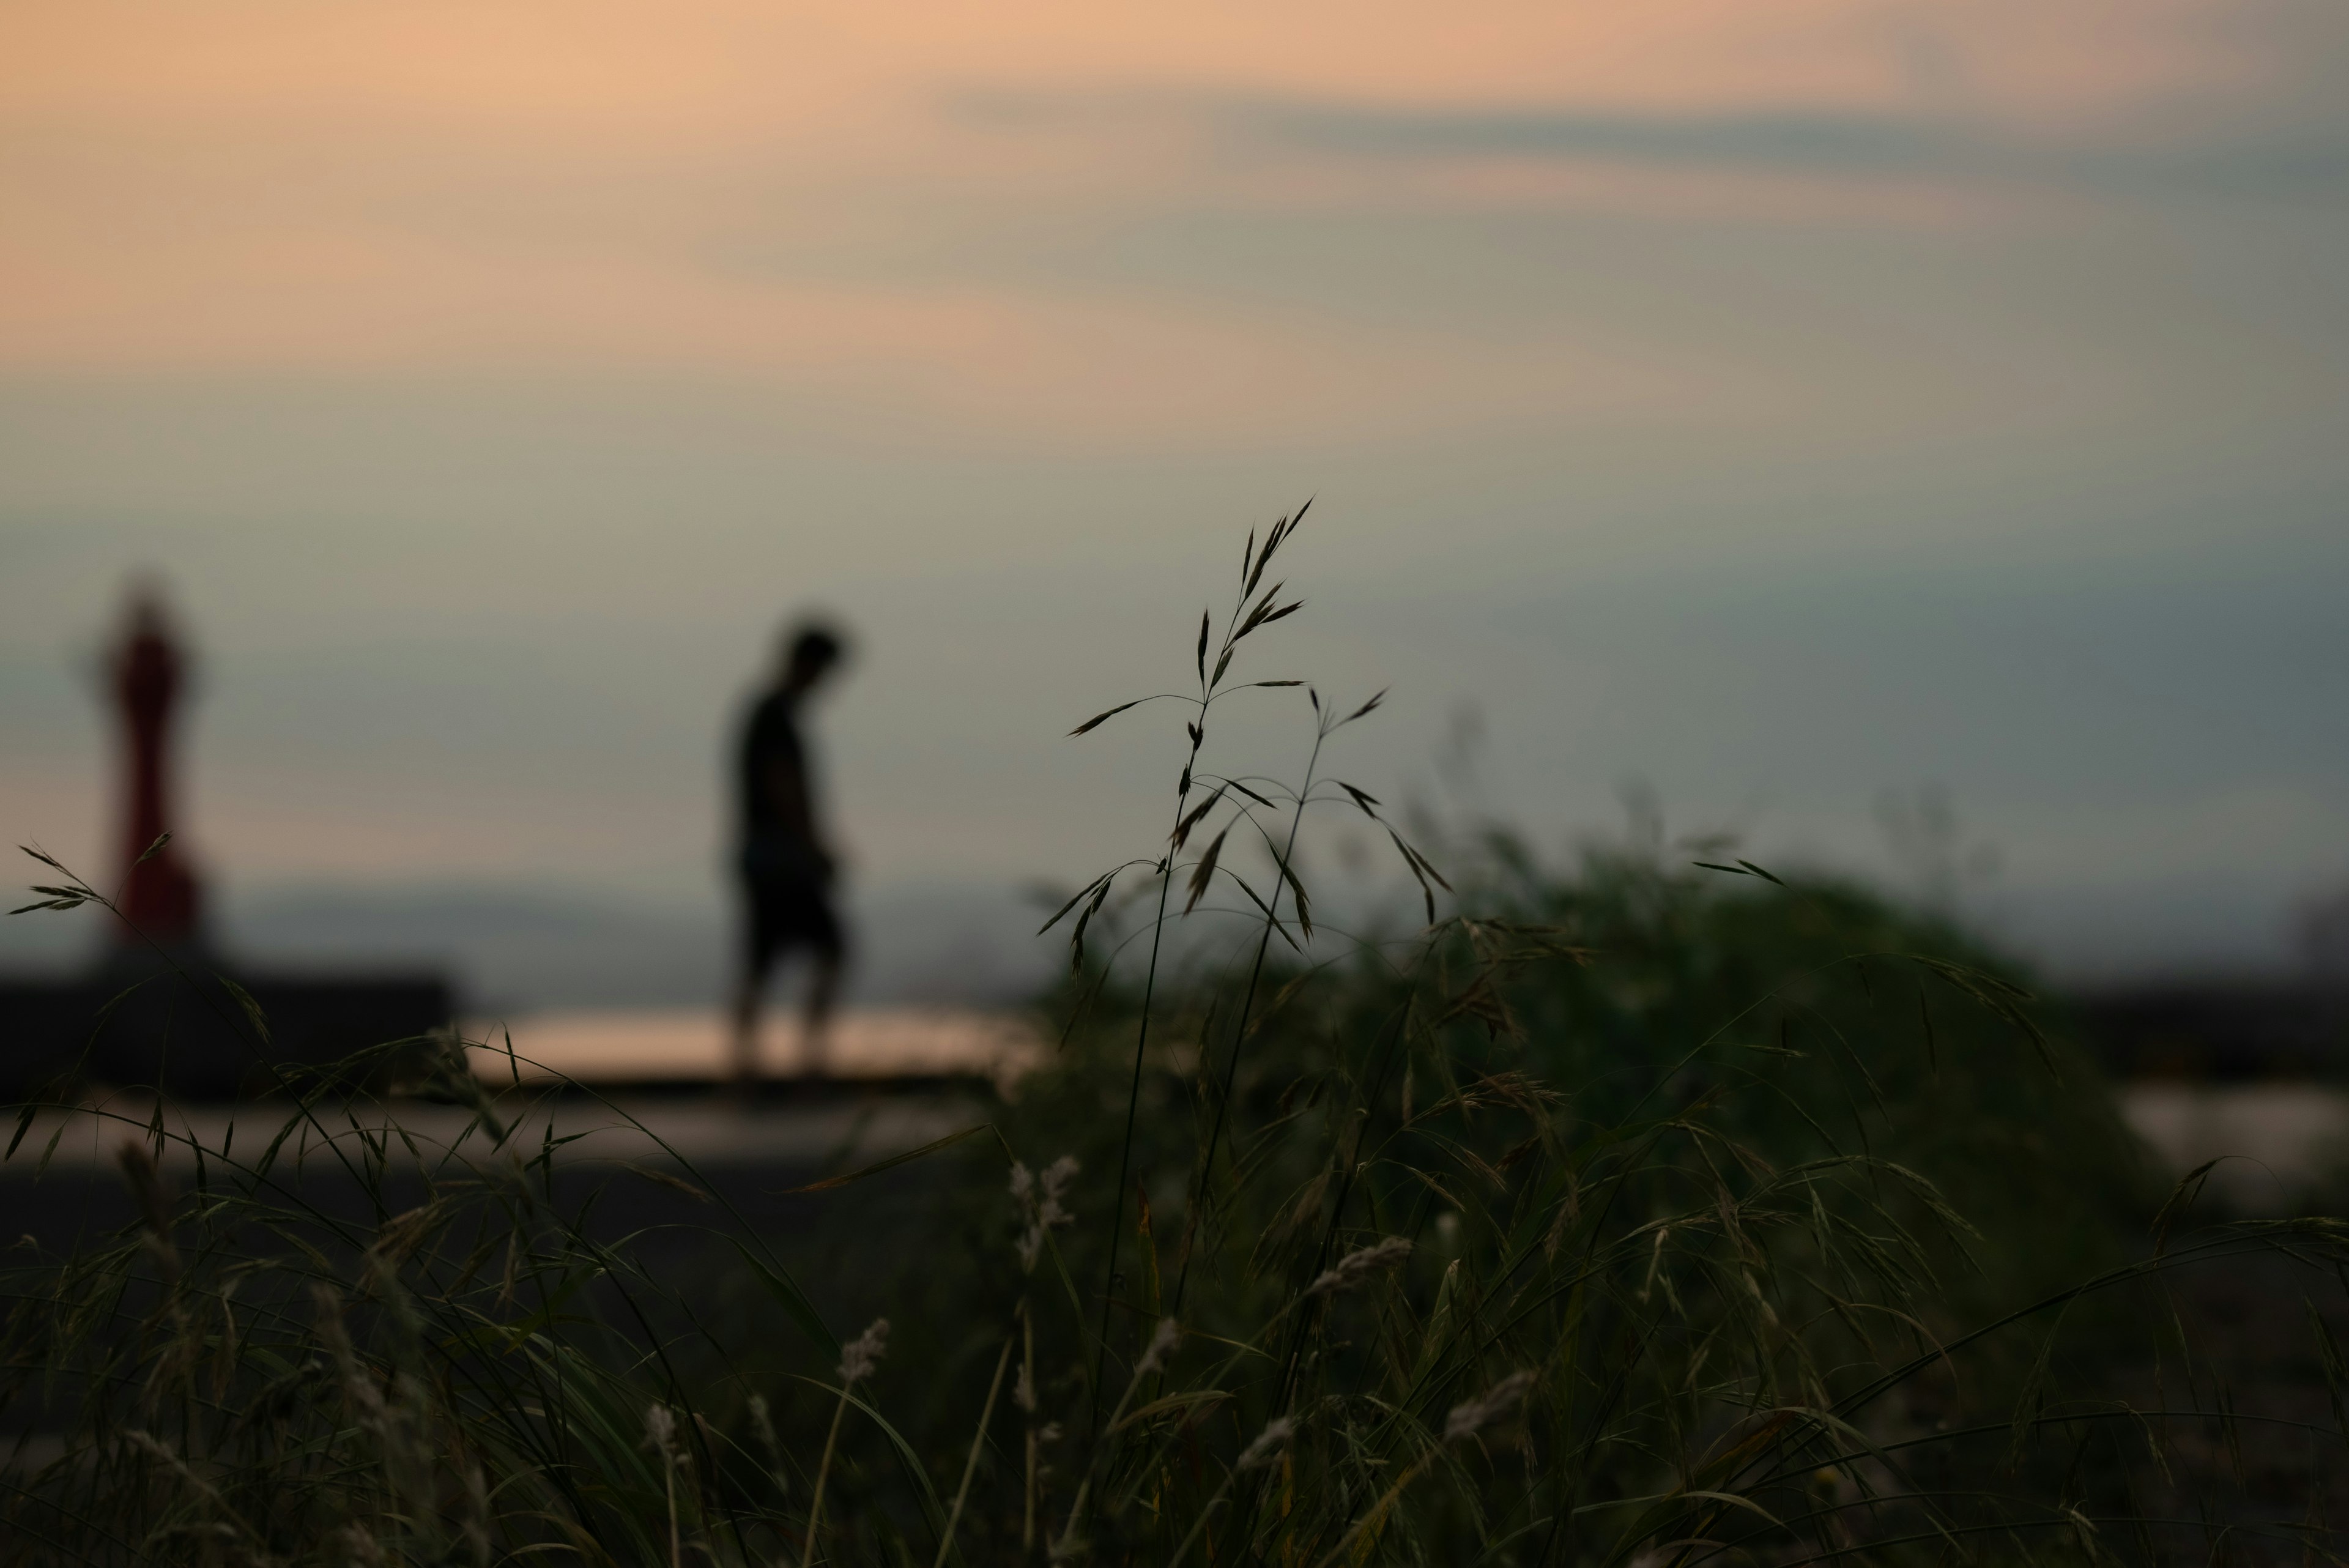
[{"x1": 4, "y1": 1, "x2": 2346, "y2": 995}]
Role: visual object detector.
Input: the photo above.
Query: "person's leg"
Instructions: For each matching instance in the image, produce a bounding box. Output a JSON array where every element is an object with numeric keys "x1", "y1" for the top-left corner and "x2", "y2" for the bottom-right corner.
[
  {"x1": 799, "y1": 903, "x2": 847, "y2": 1076},
  {"x1": 801, "y1": 942, "x2": 842, "y2": 1074},
  {"x1": 729, "y1": 968, "x2": 764, "y2": 1090},
  {"x1": 732, "y1": 885, "x2": 779, "y2": 1090}
]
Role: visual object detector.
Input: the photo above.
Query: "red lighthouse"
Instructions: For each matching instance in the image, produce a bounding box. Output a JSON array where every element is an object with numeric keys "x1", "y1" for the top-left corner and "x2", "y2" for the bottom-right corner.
[
  {"x1": 109, "y1": 589, "x2": 204, "y2": 945},
  {"x1": 0, "y1": 587, "x2": 451, "y2": 1101}
]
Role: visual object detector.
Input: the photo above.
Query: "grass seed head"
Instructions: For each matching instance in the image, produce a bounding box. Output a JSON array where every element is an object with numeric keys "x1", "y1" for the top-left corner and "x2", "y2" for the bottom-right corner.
[
  {"x1": 1239, "y1": 1418, "x2": 1295, "y2": 1471},
  {"x1": 646, "y1": 1402, "x2": 678, "y2": 1458},
  {"x1": 839, "y1": 1317, "x2": 889, "y2": 1385},
  {"x1": 113, "y1": 1137, "x2": 179, "y2": 1279},
  {"x1": 1134, "y1": 1317, "x2": 1182, "y2": 1379},
  {"x1": 1012, "y1": 1154, "x2": 1081, "y2": 1270},
  {"x1": 1307, "y1": 1236, "x2": 1412, "y2": 1297},
  {"x1": 1445, "y1": 1370, "x2": 1536, "y2": 1444}
]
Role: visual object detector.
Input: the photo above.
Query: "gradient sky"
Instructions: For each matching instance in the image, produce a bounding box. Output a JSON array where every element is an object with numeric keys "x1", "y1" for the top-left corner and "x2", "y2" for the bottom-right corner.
[{"x1": 4, "y1": 0, "x2": 2346, "y2": 978}]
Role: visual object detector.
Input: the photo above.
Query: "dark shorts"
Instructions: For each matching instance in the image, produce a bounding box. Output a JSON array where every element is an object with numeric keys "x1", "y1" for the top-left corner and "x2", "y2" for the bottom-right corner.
[{"x1": 742, "y1": 874, "x2": 843, "y2": 972}]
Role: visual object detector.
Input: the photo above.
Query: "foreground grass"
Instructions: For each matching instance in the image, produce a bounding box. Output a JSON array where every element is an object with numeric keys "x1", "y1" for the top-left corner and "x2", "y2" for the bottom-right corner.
[{"x1": 7, "y1": 507, "x2": 2346, "y2": 1564}]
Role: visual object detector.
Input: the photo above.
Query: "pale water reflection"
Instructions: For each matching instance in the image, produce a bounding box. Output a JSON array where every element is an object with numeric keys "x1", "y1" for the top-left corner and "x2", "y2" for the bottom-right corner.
[{"x1": 464, "y1": 1006, "x2": 1042, "y2": 1092}]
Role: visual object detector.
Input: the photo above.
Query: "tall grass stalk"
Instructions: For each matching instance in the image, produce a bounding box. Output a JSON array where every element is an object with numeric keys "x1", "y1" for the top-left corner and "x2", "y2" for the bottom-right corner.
[
  {"x1": 1078, "y1": 499, "x2": 1312, "y2": 1435},
  {"x1": 803, "y1": 1318, "x2": 887, "y2": 1567},
  {"x1": 932, "y1": 1331, "x2": 1014, "y2": 1568}
]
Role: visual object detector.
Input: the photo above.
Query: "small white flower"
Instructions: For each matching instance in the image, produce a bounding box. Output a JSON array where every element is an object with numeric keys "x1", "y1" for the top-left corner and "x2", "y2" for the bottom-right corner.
[
  {"x1": 1307, "y1": 1236, "x2": 1412, "y2": 1297},
  {"x1": 838, "y1": 1318, "x2": 889, "y2": 1385},
  {"x1": 1237, "y1": 1418, "x2": 1294, "y2": 1471},
  {"x1": 1444, "y1": 1369, "x2": 1535, "y2": 1443},
  {"x1": 645, "y1": 1402, "x2": 678, "y2": 1457}
]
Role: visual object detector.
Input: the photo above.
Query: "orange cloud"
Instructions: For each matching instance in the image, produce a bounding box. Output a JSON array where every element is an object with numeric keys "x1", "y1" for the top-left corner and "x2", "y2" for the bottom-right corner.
[{"x1": 0, "y1": 0, "x2": 2324, "y2": 442}]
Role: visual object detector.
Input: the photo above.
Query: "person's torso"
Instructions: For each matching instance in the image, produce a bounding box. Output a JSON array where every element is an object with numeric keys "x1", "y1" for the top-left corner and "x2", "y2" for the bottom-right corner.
[{"x1": 737, "y1": 689, "x2": 809, "y2": 837}]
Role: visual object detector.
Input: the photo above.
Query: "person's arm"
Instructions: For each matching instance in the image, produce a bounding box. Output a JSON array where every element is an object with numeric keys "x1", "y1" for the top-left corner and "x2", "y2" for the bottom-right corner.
[
  {"x1": 760, "y1": 754, "x2": 833, "y2": 874},
  {"x1": 759, "y1": 756, "x2": 809, "y2": 837}
]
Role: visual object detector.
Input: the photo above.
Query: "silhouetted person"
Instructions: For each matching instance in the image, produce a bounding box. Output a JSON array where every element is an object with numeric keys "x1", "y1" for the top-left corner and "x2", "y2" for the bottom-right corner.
[
  {"x1": 110, "y1": 587, "x2": 204, "y2": 946},
  {"x1": 730, "y1": 622, "x2": 848, "y2": 1088}
]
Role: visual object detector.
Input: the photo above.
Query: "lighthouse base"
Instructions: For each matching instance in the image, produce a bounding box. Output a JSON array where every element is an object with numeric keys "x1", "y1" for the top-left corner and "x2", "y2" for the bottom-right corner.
[{"x1": 0, "y1": 953, "x2": 452, "y2": 1102}]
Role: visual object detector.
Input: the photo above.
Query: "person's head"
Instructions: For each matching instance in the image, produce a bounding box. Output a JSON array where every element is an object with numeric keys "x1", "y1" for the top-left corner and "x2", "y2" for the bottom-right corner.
[
  {"x1": 779, "y1": 620, "x2": 846, "y2": 694},
  {"x1": 122, "y1": 573, "x2": 176, "y2": 642}
]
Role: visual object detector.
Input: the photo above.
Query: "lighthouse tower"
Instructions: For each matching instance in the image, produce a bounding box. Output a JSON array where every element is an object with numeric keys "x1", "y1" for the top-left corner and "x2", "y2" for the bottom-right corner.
[
  {"x1": 109, "y1": 588, "x2": 204, "y2": 948},
  {"x1": 0, "y1": 584, "x2": 451, "y2": 1101}
]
